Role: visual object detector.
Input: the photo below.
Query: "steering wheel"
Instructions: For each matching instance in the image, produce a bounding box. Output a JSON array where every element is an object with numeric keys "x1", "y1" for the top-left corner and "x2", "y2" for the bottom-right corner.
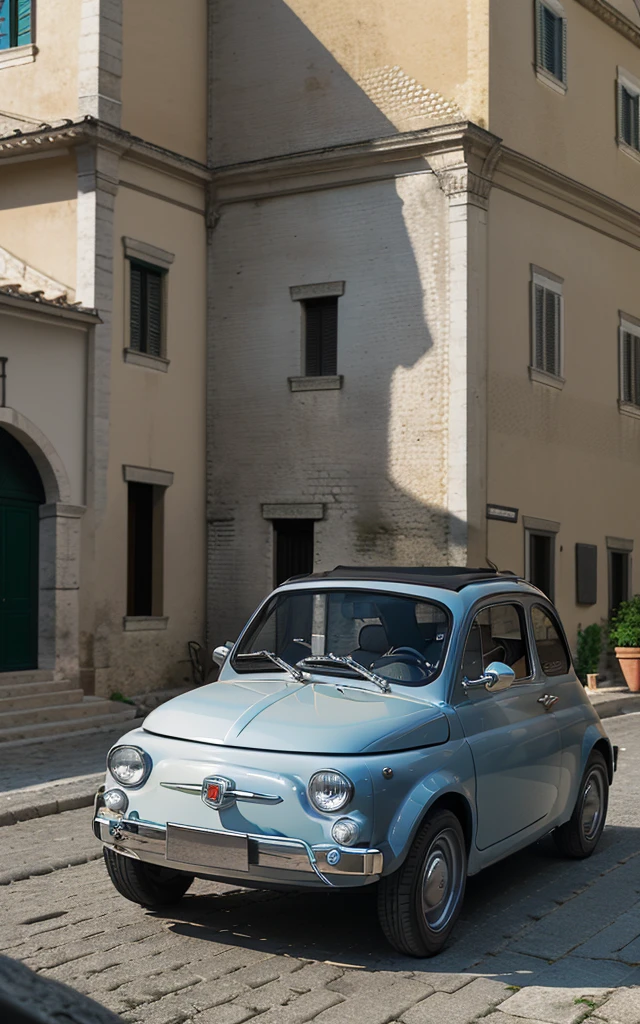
[{"x1": 370, "y1": 646, "x2": 432, "y2": 681}]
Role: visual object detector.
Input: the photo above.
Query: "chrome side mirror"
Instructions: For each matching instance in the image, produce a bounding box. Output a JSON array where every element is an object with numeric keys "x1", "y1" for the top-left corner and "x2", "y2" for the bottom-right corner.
[
  {"x1": 462, "y1": 661, "x2": 516, "y2": 693},
  {"x1": 212, "y1": 641, "x2": 234, "y2": 668}
]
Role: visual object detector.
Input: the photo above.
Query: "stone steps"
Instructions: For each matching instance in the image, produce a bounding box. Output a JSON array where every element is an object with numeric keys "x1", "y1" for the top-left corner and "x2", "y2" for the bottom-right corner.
[
  {"x1": 0, "y1": 670, "x2": 55, "y2": 686},
  {"x1": 0, "y1": 678, "x2": 74, "y2": 700},
  {"x1": 0, "y1": 705, "x2": 138, "y2": 744},
  {"x1": 0, "y1": 688, "x2": 85, "y2": 713},
  {"x1": 0, "y1": 698, "x2": 136, "y2": 731}
]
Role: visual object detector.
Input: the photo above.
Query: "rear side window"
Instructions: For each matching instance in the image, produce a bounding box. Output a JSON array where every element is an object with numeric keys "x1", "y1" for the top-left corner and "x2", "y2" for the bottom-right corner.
[
  {"x1": 462, "y1": 604, "x2": 531, "y2": 682},
  {"x1": 531, "y1": 605, "x2": 570, "y2": 676}
]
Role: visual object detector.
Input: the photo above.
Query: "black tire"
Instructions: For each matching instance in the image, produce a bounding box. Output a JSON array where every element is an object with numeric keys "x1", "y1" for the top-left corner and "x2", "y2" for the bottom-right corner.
[
  {"x1": 553, "y1": 750, "x2": 609, "y2": 859},
  {"x1": 377, "y1": 809, "x2": 467, "y2": 957},
  {"x1": 103, "y1": 848, "x2": 194, "y2": 908}
]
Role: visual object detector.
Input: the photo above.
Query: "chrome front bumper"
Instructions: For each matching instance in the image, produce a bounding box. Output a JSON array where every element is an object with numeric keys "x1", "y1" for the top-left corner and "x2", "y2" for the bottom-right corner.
[{"x1": 94, "y1": 812, "x2": 384, "y2": 888}]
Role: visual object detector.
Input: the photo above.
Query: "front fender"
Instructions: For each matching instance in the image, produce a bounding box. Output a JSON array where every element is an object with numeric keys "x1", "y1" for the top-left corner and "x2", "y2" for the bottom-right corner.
[{"x1": 377, "y1": 742, "x2": 476, "y2": 875}]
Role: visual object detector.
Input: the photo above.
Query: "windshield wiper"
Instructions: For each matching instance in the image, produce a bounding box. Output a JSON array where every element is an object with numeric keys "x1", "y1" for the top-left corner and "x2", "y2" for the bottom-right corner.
[
  {"x1": 235, "y1": 651, "x2": 305, "y2": 682},
  {"x1": 297, "y1": 653, "x2": 391, "y2": 693}
]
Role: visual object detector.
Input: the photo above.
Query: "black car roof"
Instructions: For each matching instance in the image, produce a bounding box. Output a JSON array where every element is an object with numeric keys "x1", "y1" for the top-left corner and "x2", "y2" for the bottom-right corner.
[{"x1": 287, "y1": 565, "x2": 525, "y2": 591}]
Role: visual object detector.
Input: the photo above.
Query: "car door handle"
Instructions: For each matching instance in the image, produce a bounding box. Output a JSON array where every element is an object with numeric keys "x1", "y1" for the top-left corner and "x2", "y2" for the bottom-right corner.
[{"x1": 537, "y1": 693, "x2": 559, "y2": 710}]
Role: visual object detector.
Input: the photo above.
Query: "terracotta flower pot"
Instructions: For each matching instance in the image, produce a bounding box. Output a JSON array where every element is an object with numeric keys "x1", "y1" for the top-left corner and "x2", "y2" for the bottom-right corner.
[{"x1": 615, "y1": 647, "x2": 640, "y2": 692}]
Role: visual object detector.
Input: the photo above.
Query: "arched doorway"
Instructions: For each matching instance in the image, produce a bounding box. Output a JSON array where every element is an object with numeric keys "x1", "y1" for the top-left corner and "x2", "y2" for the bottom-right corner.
[{"x1": 0, "y1": 427, "x2": 45, "y2": 671}]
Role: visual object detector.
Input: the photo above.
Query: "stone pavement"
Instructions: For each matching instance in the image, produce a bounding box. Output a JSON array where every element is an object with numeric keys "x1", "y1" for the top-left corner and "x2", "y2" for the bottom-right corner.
[{"x1": 0, "y1": 715, "x2": 638, "y2": 1024}]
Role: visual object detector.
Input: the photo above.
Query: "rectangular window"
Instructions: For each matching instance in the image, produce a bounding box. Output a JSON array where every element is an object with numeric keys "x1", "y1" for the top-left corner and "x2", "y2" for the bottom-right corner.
[
  {"x1": 0, "y1": 0, "x2": 32, "y2": 50},
  {"x1": 304, "y1": 296, "x2": 338, "y2": 376},
  {"x1": 609, "y1": 550, "x2": 630, "y2": 616},
  {"x1": 620, "y1": 86, "x2": 640, "y2": 150},
  {"x1": 531, "y1": 605, "x2": 570, "y2": 676},
  {"x1": 273, "y1": 519, "x2": 314, "y2": 586},
  {"x1": 531, "y1": 269, "x2": 563, "y2": 378},
  {"x1": 535, "y1": 0, "x2": 566, "y2": 85},
  {"x1": 620, "y1": 324, "x2": 640, "y2": 407},
  {"x1": 130, "y1": 261, "x2": 164, "y2": 358},
  {"x1": 527, "y1": 531, "x2": 555, "y2": 601},
  {"x1": 127, "y1": 482, "x2": 164, "y2": 616},
  {"x1": 462, "y1": 604, "x2": 531, "y2": 682}
]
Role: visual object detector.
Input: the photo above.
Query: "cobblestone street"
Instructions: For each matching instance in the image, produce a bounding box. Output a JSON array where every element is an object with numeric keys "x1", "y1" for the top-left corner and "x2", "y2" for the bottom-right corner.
[{"x1": 1, "y1": 714, "x2": 639, "y2": 1024}]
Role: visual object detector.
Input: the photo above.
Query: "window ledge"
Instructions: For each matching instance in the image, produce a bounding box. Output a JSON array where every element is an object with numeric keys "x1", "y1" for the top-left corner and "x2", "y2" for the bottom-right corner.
[
  {"x1": 535, "y1": 66, "x2": 567, "y2": 94},
  {"x1": 124, "y1": 348, "x2": 169, "y2": 372},
  {"x1": 529, "y1": 366, "x2": 565, "y2": 389},
  {"x1": 123, "y1": 616, "x2": 168, "y2": 632},
  {"x1": 618, "y1": 400, "x2": 640, "y2": 420},
  {"x1": 288, "y1": 375, "x2": 343, "y2": 392},
  {"x1": 617, "y1": 140, "x2": 640, "y2": 165},
  {"x1": 0, "y1": 43, "x2": 37, "y2": 69}
]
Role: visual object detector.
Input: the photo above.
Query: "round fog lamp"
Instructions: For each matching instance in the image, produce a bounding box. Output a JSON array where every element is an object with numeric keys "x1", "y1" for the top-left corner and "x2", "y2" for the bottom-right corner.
[
  {"x1": 103, "y1": 789, "x2": 129, "y2": 813},
  {"x1": 331, "y1": 818, "x2": 360, "y2": 846},
  {"x1": 107, "y1": 745, "x2": 151, "y2": 788},
  {"x1": 308, "y1": 770, "x2": 353, "y2": 813}
]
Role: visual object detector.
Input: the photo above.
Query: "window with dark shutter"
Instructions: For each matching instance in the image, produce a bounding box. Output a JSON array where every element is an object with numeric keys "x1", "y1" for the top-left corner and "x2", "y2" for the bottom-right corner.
[
  {"x1": 0, "y1": 0, "x2": 32, "y2": 49},
  {"x1": 618, "y1": 80, "x2": 640, "y2": 151},
  {"x1": 535, "y1": 0, "x2": 566, "y2": 85},
  {"x1": 532, "y1": 274, "x2": 562, "y2": 377},
  {"x1": 621, "y1": 329, "x2": 640, "y2": 407},
  {"x1": 129, "y1": 261, "x2": 165, "y2": 357},
  {"x1": 304, "y1": 297, "x2": 338, "y2": 376}
]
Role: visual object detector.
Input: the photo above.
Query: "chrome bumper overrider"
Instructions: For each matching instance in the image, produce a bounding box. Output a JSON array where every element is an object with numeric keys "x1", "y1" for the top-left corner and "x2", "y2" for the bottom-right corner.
[{"x1": 94, "y1": 813, "x2": 383, "y2": 887}]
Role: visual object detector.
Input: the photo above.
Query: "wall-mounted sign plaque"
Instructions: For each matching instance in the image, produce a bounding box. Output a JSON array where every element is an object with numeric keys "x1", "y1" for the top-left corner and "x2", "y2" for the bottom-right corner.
[{"x1": 486, "y1": 504, "x2": 518, "y2": 523}]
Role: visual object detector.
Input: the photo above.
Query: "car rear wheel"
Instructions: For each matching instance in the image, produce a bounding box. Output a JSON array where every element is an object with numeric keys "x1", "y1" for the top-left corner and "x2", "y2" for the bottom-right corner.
[
  {"x1": 553, "y1": 750, "x2": 609, "y2": 859},
  {"x1": 103, "y1": 848, "x2": 194, "y2": 907},
  {"x1": 377, "y1": 808, "x2": 467, "y2": 957}
]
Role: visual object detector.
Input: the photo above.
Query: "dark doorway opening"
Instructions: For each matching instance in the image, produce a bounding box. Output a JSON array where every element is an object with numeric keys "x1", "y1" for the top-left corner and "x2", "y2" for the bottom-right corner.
[
  {"x1": 609, "y1": 550, "x2": 630, "y2": 617},
  {"x1": 0, "y1": 428, "x2": 45, "y2": 671},
  {"x1": 273, "y1": 519, "x2": 314, "y2": 586},
  {"x1": 528, "y1": 531, "x2": 555, "y2": 601}
]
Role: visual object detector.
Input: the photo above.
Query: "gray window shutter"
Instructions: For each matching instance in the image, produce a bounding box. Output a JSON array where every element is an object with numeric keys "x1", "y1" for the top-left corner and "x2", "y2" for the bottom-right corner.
[
  {"x1": 560, "y1": 17, "x2": 567, "y2": 84},
  {"x1": 544, "y1": 289, "x2": 560, "y2": 375},
  {"x1": 320, "y1": 299, "x2": 338, "y2": 375},
  {"x1": 535, "y1": 0, "x2": 545, "y2": 69},
  {"x1": 304, "y1": 297, "x2": 338, "y2": 376},
  {"x1": 634, "y1": 335, "x2": 640, "y2": 406},
  {"x1": 534, "y1": 283, "x2": 545, "y2": 369},
  {"x1": 305, "y1": 303, "x2": 322, "y2": 376},
  {"x1": 130, "y1": 264, "x2": 142, "y2": 352},
  {"x1": 146, "y1": 272, "x2": 163, "y2": 357}
]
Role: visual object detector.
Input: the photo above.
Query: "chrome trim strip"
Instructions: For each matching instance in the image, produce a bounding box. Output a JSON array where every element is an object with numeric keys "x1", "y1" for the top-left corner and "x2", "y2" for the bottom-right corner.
[
  {"x1": 94, "y1": 815, "x2": 383, "y2": 883},
  {"x1": 160, "y1": 781, "x2": 283, "y2": 803}
]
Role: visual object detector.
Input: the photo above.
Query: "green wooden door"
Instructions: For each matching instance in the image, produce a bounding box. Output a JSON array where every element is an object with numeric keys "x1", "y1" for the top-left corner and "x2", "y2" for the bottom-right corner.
[{"x1": 0, "y1": 429, "x2": 44, "y2": 672}]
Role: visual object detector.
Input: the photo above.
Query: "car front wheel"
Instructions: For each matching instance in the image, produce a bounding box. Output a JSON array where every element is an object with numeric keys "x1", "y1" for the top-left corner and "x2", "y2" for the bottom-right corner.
[
  {"x1": 377, "y1": 808, "x2": 467, "y2": 957},
  {"x1": 103, "y1": 848, "x2": 194, "y2": 907},
  {"x1": 553, "y1": 750, "x2": 609, "y2": 859}
]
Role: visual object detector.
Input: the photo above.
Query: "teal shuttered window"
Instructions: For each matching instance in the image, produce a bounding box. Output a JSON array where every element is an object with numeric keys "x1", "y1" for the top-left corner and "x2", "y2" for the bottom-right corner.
[
  {"x1": 129, "y1": 262, "x2": 165, "y2": 358},
  {"x1": 0, "y1": 0, "x2": 32, "y2": 50},
  {"x1": 534, "y1": 0, "x2": 567, "y2": 86}
]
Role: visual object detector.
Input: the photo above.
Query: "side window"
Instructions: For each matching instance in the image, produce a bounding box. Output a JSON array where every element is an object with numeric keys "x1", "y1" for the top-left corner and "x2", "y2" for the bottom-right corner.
[
  {"x1": 531, "y1": 605, "x2": 570, "y2": 676},
  {"x1": 462, "y1": 604, "x2": 530, "y2": 682}
]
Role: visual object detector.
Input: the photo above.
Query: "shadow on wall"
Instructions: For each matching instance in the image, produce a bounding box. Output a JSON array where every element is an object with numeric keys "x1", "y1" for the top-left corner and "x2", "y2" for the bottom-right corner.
[{"x1": 209, "y1": 0, "x2": 470, "y2": 641}]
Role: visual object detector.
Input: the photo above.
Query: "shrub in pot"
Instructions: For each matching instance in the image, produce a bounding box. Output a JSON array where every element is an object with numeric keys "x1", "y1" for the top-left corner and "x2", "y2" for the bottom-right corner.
[
  {"x1": 609, "y1": 596, "x2": 640, "y2": 692},
  {"x1": 575, "y1": 623, "x2": 602, "y2": 688}
]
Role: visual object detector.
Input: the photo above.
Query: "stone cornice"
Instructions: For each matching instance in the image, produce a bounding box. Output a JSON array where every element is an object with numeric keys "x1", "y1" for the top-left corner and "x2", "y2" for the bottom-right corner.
[
  {"x1": 0, "y1": 116, "x2": 210, "y2": 187},
  {"x1": 212, "y1": 122, "x2": 501, "y2": 205},
  {"x1": 575, "y1": 0, "x2": 640, "y2": 48},
  {"x1": 0, "y1": 291, "x2": 101, "y2": 326}
]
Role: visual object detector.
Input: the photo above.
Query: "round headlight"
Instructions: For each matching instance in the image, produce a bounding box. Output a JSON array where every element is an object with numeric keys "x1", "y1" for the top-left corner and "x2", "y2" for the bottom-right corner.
[
  {"x1": 308, "y1": 770, "x2": 353, "y2": 813},
  {"x1": 107, "y1": 746, "x2": 151, "y2": 788},
  {"x1": 331, "y1": 817, "x2": 360, "y2": 846}
]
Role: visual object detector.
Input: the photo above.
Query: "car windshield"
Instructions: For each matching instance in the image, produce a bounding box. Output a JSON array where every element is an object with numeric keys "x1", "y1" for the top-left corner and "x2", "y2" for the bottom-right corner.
[{"x1": 233, "y1": 589, "x2": 451, "y2": 686}]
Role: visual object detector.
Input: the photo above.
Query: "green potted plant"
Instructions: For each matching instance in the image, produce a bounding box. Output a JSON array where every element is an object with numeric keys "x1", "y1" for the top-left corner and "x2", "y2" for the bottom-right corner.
[
  {"x1": 575, "y1": 624, "x2": 602, "y2": 689},
  {"x1": 609, "y1": 596, "x2": 640, "y2": 692}
]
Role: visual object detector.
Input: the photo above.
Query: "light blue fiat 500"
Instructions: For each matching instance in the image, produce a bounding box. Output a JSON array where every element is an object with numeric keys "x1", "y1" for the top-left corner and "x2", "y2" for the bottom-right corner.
[{"x1": 95, "y1": 567, "x2": 617, "y2": 957}]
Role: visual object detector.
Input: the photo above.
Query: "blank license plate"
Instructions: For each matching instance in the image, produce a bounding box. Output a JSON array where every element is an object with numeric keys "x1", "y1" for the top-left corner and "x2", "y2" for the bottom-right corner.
[{"x1": 166, "y1": 823, "x2": 249, "y2": 871}]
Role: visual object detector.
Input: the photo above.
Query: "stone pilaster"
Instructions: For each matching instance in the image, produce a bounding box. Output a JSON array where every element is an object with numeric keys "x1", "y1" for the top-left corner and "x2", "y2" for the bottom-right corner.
[
  {"x1": 78, "y1": 0, "x2": 123, "y2": 126},
  {"x1": 39, "y1": 503, "x2": 86, "y2": 681}
]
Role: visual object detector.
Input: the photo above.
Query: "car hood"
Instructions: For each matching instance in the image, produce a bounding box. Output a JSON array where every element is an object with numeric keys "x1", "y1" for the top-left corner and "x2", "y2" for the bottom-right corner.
[{"x1": 142, "y1": 678, "x2": 449, "y2": 754}]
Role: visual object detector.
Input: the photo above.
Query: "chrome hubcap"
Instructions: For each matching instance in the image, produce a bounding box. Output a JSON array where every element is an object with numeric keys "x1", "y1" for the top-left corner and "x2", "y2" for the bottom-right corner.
[
  {"x1": 420, "y1": 829, "x2": 464, "y2": 933},
  {"x1": 581, "y1": 769, "x2": 604, "y2": 841}
]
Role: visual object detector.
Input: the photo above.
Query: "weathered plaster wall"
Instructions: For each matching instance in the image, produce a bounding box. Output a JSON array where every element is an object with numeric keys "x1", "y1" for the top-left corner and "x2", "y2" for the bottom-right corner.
[
  {"x1": 121, "y1": 0, "x2": 208, "y2": 162},
  {"x1": 490, "y1": 0, "x2": 640, "y2": 211},
  {"x1": 208, "y1": 172, "x2": 452, "y2": 645},
  {"x1": 486, "y1": 185, "x2": 640, "y2": 645},
  {"x1": 0, "y1": 0, "x2": 81, "y2": 122},
  {"x1": 0, "y1": 157, "x2": 77, "y2": 291},
  {"x1": 89, "y1": 167, "x2": 207, "y2": 697},
  {"x1": 211, "y1": 0, "x2": 489, "y2": 165}
]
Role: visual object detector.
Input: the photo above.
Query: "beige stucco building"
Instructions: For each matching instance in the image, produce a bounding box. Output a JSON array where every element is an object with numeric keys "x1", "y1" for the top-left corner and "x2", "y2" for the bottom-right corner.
[
  {"x1": 0, "y1": 0, "x2": 208, "y2": 737},
  {"x1": 209, "y1": 0, "x2": 640, "y2": 656}
]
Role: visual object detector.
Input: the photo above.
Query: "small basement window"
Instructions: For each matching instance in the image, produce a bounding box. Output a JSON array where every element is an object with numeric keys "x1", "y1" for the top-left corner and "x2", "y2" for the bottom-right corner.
[
  {"x1": 273, "y1": 519, "x2": 314, "y2": 586},
  {"x1": 129, "y1": 261, "x2": 165, "y2": 358}
]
